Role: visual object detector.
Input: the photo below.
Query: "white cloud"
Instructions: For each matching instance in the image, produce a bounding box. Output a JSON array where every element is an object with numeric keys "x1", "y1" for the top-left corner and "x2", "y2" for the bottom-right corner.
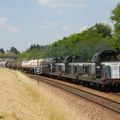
[
  {"x1": 0, "y1": 17, "x2": 19, "y2": 33},
  {"x1": 79, "y1": 25, "x2": 89, "y2": 32},
  {"x1": 62, "y1": 26, "x2": 71, "y2": 31},
  {"x1": 99, "y1": 0, "x2": 119, "y2": 1},
  {"x1": 40, "y1": 20, "x2": 59, "y2": 30},
  {"x1": 55, "y1": 9, "x2": 62, "y2": 14},
  {"x1": 40, "y1": 25, "x2": 51, "y2": 30},
  {"x1": 0, "y1": 17, "x2": 8, "y2": 23},
  {"x1": 48, "y1": 9, "x2": 62, "y2": 14},
  {"x1": 7, "y1": 27, "x2": 19, "y2": 32},
  {"x1": 37, "y1": 0, "x2": 119, "y2": 7},
  {"x1": 37, "y1": 0, "x2": 92, "y2": 7}
]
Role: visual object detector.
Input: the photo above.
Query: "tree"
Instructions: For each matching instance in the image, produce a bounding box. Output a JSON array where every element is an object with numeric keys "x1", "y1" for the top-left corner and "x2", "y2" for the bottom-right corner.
[
  {"x1": 0, "y1": 48, "x2": 5, "y2": 54},
  {"x1": 110, "y1": 3, "x2": 120, "y2": 32},
  {"x1": 93, "y1": 23, "x2": 112, "y2": 38},
  {"x1": 27, "y1": 44, "x2": 48, "y2": 51},
  {"x1": 10, "y1": 47, "x2": 20, "y2": 54},
  {"x1": 110, "y1": 3, "x2": 120, "y2": 52}
]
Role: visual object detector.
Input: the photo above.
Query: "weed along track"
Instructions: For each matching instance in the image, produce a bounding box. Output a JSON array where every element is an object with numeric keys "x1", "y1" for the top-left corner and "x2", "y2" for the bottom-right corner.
[{"x1": 28, "y1": 74, "x2": 120, "y2": 114}]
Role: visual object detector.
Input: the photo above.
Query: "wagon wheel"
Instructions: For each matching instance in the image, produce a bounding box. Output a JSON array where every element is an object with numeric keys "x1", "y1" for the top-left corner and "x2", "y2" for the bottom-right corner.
[{"x1": 101, "y1": 85, "x2": 110, "y2": 92}]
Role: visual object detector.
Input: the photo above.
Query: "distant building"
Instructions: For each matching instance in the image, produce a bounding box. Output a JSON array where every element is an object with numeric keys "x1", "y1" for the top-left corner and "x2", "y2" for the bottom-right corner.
[
  {"x1": 0, "y1": 56, "x2": 17, "y2": 61},
  {"x1": 5, "y1": 52, "x2": 16, "y2": 56}
]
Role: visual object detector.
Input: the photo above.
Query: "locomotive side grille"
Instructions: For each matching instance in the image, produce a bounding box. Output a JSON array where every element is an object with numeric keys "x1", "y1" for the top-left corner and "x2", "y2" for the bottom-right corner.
[
  {"x1": 104, "y1": 62, "x2": 120, "y2": 78},
  {"x1": 111, "y1": 65, "x2": 119, "y2": 78},
  {"x1": 102, "y1": 62, "x2": 120, "y2": 79}
]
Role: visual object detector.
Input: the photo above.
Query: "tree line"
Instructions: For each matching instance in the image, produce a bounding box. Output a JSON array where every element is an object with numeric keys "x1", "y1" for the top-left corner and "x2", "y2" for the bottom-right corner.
[{"x1": 0, "y1": 47, "x2": 20, "y2": 56}]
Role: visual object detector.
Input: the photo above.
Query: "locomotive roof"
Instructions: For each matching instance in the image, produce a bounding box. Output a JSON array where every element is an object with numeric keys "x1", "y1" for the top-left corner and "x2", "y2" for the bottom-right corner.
[
  {"x1": 91, "y1": 50, "x2": 120, "y2": 62},
  {"x1": 93, "y1": 50, "x2": 118, "y2": 58},
  {"x1": 97, "y1": 50, "x2": 117, "y2": 56}
]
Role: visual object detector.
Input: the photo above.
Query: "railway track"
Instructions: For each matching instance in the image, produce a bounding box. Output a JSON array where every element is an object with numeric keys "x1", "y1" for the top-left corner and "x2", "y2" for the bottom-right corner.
[
  {"x1": 115, "y1": 93, "x2": 120, "y2": 96},
  {"x1": 28, "y1": 74, "x2": 120, "y2": 114}
]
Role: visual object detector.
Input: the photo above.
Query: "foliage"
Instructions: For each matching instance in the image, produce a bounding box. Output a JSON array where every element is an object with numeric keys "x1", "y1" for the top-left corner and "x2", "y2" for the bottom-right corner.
[
  {"x1": 0, "y1": 52, "x2": 10, "y2": 57},
  {"x1": 110, "y1": 3, "x2": 120, "y2": 52},
  {"x1": 16, "y1": 23, "x2": 115, "y2": 61},
  {"x1": 0, "y1": 48, "x2": 5, "y2": 54},
  {"x1": 110, "y1": 3, "x2": 120, "y2": 32},
  {"x1": 0, "y1": 52, "x2": 4, "y2": 56},
  {"x1": 27, "y1": 44, "x2": 48, "y2": 51},
  {"x1": 10, "y1": 47, "x2": 20, "y2": 54},
  {"x1": 45, "y1": 23, "x2": 112, "y2": 61},
  {"x1": 92, "y1": 23, "x2": 112, "y2": 38},
  {"x1": 16, "y1": 48, "x2": 46, "y2": 61}
]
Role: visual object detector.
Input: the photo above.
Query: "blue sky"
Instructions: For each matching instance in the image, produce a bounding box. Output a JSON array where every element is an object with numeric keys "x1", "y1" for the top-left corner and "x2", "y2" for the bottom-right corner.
[{"x1": 0, "y1": 0, "x2": 119, "y2": 52}]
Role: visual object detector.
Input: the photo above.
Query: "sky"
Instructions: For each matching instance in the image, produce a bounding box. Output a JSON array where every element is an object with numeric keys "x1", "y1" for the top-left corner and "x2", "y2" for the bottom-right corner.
[{"x1": 0, "y1": 0, "x2": 120, "y2": 52}]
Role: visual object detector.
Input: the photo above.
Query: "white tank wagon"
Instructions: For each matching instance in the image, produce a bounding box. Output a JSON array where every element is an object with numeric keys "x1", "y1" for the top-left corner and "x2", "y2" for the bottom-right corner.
[
  {"x1": 21, "y1": 59, "x2": 43, "y2": 74},
  {"x1": 0, "y1": 61, "x2": 8, "y2": 67}
]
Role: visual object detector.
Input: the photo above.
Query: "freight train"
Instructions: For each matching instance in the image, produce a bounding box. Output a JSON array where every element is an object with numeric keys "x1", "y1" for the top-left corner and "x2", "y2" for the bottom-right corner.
[{"x1": 0, "y1": 50, "x2": 120, "y2": 91}]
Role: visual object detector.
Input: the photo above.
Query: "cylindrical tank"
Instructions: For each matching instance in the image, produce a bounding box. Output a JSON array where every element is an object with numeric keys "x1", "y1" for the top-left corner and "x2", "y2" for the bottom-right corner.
[
  {"x1": 21, "y1": 60, "x2": 31, "y2": 69},
  {"x1": 11, "y1": 62, "x2": 17, "y2": 68},
  {"x1": 0, "y1": 61, "x2": 8, "y2": 67},
  {"x1": 16, "y1": 61, "x2": 22, "y2": 69},
  {"x1": 6, "y1": 61, "x2": 13, "y2": 68}
]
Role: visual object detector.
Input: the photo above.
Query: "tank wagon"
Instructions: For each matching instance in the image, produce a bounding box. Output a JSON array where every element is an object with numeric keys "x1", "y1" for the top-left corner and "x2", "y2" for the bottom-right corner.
[
  {"x1": 0, "y1": 61, "x2": 8, "y2": 67},
  {"x1": 0, "y1": 50, "x2": 120, "y2": 91}
]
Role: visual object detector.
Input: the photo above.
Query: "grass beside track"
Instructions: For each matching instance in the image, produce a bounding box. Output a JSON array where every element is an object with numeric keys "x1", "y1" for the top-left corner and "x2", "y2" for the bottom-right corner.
[{"x1": 0, "y1": 68, "x2": 87, "y2": 120}]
